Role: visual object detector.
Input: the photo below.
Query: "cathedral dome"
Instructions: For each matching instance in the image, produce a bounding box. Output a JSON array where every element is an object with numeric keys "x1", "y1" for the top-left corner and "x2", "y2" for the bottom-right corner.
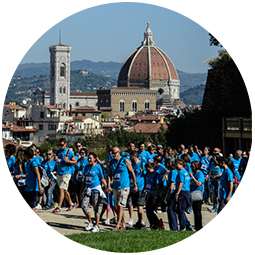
[{"x1": 118, "y1": 22, "x2": 180, "y2": 101}]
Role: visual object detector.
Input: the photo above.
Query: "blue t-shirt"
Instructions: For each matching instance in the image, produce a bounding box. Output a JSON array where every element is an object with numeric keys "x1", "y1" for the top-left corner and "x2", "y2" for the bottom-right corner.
[
  {"x1": 56, "y1": 148, "x2": 75, "y2": 176},
  {"x1": 154, "y1": 163, "x2": 168, "y2": 186},
  {"x1": 189, "y1": 152, "x2": 200, "y2": 162},
  {"x1": 130, "y1": 161, "x2": 146, "y2": 192},
  {"x1": 6, "y1": 156, "x2": 16, "y2": 173},
  {"x1": 200, "y1": 155, "x2": 211, "y2": 175},
  {"x1": 168, "y1": 169, "x2": 178, "y2": 194},
  {"x1": 76, "y1": 157, "x2": 88, "y2": 182},
  {"x1": 190, "y1": 170, "x2": 205, "y2": 192},
  {"x1": 210, "y1": 166, "x2": 222, "y2": 180},
  {"x1": 138, "y1": 150, "x2": 151, "y2": 163},
  {"x1": 230, "y1": 158, "x2": 241, "y2": 171},
  {"x1": 83, "y1": 164, "x2": 104, "y2": 193},
  {"x1": 145, "y1": 171, "x2": 161, "y2": 196},
  {"x1": 219, "y1": 168, "x2": 234, "y2": 199},
  {"x1": 25, "y1": 157, "x2": 39, "y2": 192},
  {"x1": 44, "y1": 160, "x2": 57, "y2": 183},
  {"x1": 120, "y1": 151, "x2": 130, "y2": 160},
  {"x1": 111, "y1": 157, "x2": 130, "y2": 189},
  {"x1": 176, "y1": 168, "x2": 191, "y2": 191},
  {"x1": 148, "y1": 153, "x2": 158, "y2": 163}
]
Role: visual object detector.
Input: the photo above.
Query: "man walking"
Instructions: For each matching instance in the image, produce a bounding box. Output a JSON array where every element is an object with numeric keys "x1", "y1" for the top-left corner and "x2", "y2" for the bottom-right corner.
[
  {"x1": 108, "y1": 147, "x2": 137, "y2": 231},
  {"x1": 53, "y1": 138, "x2": 77, "y2": 213}
]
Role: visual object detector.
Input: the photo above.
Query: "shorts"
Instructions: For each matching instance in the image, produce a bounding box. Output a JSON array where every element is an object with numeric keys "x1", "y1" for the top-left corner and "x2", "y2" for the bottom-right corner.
[
  {"x1": 113, "y1": 188, "x2": 130, "y2": 207},
  {"x1": 132, "y1": 191, "x2": 146, "y2": 207},
  {"x1": 57, "y1": 174, "x2": 71, "y2": 190},
  {"x1": 25, "y1": 191, "x2": 39, "y2": 208}
]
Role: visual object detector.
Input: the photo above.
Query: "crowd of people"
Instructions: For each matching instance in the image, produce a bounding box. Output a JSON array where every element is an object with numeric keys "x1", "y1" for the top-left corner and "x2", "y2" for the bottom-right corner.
[{"x1": 5, "y1": 139, "x2": 250, "y2": 232}]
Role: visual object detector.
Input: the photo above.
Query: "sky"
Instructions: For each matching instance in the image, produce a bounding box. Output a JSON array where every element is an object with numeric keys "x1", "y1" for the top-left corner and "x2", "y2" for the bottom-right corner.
[{"x1": 19, "y1": 2, "x2": 220, "y2": 73}]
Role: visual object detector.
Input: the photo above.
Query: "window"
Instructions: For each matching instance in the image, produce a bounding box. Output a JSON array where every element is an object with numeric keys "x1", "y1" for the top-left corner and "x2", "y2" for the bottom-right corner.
[
  {"x1": 75, "y1": 102, "x2": 79, "y2": 107},
  {"x1": 59, "y1": 86, "x2": 62, "y2": 94},
  {"x1": 132, "y1": 101, "x2": 137, "y2": 112},
  {"x1": 39, "y1": 124, "x2": 43, "y2": 130},
  {"x1": 63, "y1": 102, "x2": 66, "y2": 109},
  {"x1": 60, "y1": 63, "x2": 66, "y2": 77},
  {"x1": 40, "y1": 112, "x2": 44, "y2": 118},
  {"x1": 119, "y1": 101, "x2": 125, "y2": 112},
  {"x1": 63, "y1": 86, "x2": 66, "y2": 94},
  {"x1": 48, "y1": 124, "x2": 56, "y2": 130},
  {"x1": 145, "y1": 101, "x2": 150, "y2": 111}
]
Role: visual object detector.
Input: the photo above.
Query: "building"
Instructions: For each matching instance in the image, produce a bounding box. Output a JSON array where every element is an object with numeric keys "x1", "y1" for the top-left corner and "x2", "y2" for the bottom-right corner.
[
  {"x1": 222, "y1": 117, "x2": 252, "y2": 155},
  {"x1": 97, "y1": 87, "x2": 157, "y2": 118},
  {"x1": 118, "y1": 22, "x2": 180, "y2": 102}
]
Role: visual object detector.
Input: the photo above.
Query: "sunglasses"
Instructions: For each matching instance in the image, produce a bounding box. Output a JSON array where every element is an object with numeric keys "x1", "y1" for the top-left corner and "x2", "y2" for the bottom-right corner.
[
  {"x1": 46, "y1": 153, "x2": 52, "y2": 156},
  {"x1": 112, "y1": 151, "x2": 119, "y2": 155},
  {"x1": 59, "y1": 143, "x2": 65, "y2": 147}
]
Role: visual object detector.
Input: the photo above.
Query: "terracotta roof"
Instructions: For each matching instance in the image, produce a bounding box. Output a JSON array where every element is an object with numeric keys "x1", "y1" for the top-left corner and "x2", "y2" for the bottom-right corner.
[
  {"x1": 4, "y1": 104, "x2": 24, "y2": 110},
  {"x1": 73, "y1": 116, "x2": 89, "y2": 121},
  {"x1": 2, "y1": 138, "x2": 24, "y2": 148},
  {"x1": 42, "y1": 105, "x2": 61, "y2": 109},
  {"x1": 3, "y1": 124, "x2": 37, "y2": 132},
  {"x1": 74, "y1": 106, "x2": 95, "y2": 111},
  {"x1": 130, "y1": 115, "x2": 161, "y2": 121},
  {"x1": 127, "y1": 123, "x2": 168, "y2": 134}
]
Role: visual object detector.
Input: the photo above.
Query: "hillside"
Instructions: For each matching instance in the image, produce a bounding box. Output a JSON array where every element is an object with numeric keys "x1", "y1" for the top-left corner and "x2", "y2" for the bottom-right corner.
[
  {"x1": 5, "y1": 71, "x2": 117, "y2": 105},
  {"x1": 180, "y1": 84, "x2": 205, "y2": 105},
  {"x1": 6, "y1": 60, "x2": 207, "y2": 105}
]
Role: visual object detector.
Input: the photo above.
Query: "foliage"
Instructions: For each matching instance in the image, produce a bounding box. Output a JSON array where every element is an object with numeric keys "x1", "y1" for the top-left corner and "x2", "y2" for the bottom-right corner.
[
  {"x1": 150, "y1": 124, "x2": 168, "y2": 147},
  {"x1": 205, "y1": 49, "x2": 231, "y2": 69},
  {"x1": 209, "y1": 33, "x2": 223, "y2": 48},
  {"x1": 67, "y1": 229, "x2": 195, "y2": 253}
]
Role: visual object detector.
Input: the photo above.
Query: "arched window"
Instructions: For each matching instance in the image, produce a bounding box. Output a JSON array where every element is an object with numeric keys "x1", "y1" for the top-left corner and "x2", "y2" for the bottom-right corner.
[
  {"x1": 63, "y1": 102, "x2": 66, "y2": 109},
  {"x1": 60, "y1": 63, "x2": 66, "y2": 77},
  {"x1": 63, "y1": 86, "x2": 66, "y2": 94},
  {"x1": 132, "y1": 101, "x2": 137, "y2": 112},
  {"x1": 59, "y1": 86, "x2": 62, "y2": 94},
  {"x1": 119, "y1": 100, "x2": 125, "y2": 112},
  {"x1": 145, "y1": 101, "x2": 150, "y2": 111}
]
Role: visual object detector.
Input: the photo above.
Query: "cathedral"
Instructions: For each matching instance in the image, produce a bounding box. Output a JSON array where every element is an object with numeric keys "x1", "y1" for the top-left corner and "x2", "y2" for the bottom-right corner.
[{"x1": 33, "y1": 22, "x2": 180, "y2": 116}]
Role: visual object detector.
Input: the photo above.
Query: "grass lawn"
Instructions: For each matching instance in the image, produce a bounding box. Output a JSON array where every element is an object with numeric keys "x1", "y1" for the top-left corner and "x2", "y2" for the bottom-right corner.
[{"x1": 66, "y1": 229, "x2": 195, "y2": 252}]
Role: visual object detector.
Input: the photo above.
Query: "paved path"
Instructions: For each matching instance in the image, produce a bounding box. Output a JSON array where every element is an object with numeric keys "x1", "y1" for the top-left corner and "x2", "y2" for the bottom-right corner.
[{"x1": 39, "y1": 203, "x2": 216, "y2": 236}]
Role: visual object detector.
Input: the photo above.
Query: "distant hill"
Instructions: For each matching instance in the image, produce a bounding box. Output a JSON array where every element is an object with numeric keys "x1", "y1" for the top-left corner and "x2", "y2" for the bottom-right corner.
[
  {"x1": 14, "y1": 60, "x2": 207, "y2": 92},
  {"x1": 7, "y1": 60, "x2": 207, "y2": 105},
  {"x1": 180, "y1": 84, "x2": 206, "y2": 105}
]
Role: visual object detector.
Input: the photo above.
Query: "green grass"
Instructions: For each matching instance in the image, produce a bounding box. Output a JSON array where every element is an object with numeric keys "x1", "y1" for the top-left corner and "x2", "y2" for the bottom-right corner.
[{"x1": 66, "y1": 229, "x2": 195, "y2": 252}]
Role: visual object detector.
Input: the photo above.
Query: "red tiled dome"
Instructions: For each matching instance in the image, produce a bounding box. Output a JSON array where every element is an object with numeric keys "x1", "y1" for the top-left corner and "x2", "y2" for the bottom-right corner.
[{"x1": 118, "y1": 22, "x2": 178, "y2": 86}]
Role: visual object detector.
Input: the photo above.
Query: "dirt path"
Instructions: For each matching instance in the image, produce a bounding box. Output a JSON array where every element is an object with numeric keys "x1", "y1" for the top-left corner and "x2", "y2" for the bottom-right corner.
[{"x1": 39, "y1": 203, "x2": 216, "y2": 236}]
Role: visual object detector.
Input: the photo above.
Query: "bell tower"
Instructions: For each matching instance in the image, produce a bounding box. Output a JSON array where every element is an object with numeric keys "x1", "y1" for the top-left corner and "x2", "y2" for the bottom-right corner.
[{"x1": 49, "y1": 40, "x2": 71, "y2": 110}]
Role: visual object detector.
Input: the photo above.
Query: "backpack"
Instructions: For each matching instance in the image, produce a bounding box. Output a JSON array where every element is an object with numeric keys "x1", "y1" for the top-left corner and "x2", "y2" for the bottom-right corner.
[{"x1": 38, "y1": 165, "x2": 49, "y2": 188}]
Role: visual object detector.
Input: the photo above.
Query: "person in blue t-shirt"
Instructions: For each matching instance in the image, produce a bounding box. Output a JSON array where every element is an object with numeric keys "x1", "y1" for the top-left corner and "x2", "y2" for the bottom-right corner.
[
  {"x1": 218, "y1": 157, "x2": 234, "y2": 214},
  {"x1": 120, "y1": 142, "x2": 135, "y2": 160},
  {"x1": 153, "y1": 155, "x2": 169, "y2": 213},
  {"x1": 165, "y1": 159, "x2": 178, "y2": 230},
  {"x1": 5, "y1": 144, "x2": 16, "y2": 175},
  {"x1": 208, "y1": 156, "x2": 223, "y2": 212},
  {"x1": 174, "y1": 159, "x2": 194, "y2": 231},
  {"x1": 230, "y1": 150, "x2": 242, "y2": 171},
  {"x1": 144, "y1": 162, "x2": 162, "y2": 230},
  {"x1": 43, "y1": 149, "x2": 57, "y2": 210},
  {"x1": 190, "y1": 161, "x2": 205, "y2": 230},
  {"x1": 72, "y1": 147, "x2": 88, "y2": 207},
  {"x1": 138, "y1": 142, "x2": 151, "y2": 163},
  {"x1": 200, "y1": 146, "x2": 212, "y2": 203},
  {"x1": 130, "y1": 151, "x2": 146, "y2": 229},
  {"x1": 13, "y1": 147, "x2": 26, "y2": 198},
  {"x1": 80, "y1": 152, "x2": 107, "y2": 232},
  {"x1": 53, "y1": 138, "x2": 77, "y2": 213},
  {"x1": 147, "y1": 144, "x2": 158, "y2": 163},
  {"x1": 107, "y1": 147, "x2": 137, "y2": 231},
  {"x1": 24, "y1": 147, "x2": 43, "y2": 216}
]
